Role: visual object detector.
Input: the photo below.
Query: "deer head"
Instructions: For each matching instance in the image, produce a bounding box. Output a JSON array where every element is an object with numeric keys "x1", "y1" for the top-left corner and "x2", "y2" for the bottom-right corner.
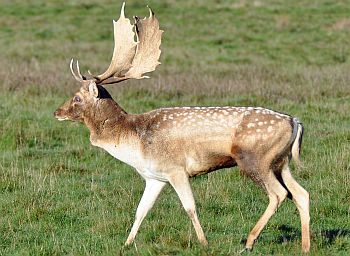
[{"x1": 54, "y1": 2, "x2": 162, "y2": 123}]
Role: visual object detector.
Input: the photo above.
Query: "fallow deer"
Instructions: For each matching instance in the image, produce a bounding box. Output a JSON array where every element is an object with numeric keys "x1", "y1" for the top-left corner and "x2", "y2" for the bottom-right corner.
[{"x1": 54, "y1": 2, "x2": 310, "y2": 253}]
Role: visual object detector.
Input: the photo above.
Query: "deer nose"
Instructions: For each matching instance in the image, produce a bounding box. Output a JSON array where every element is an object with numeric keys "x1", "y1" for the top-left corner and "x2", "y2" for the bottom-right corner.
[{"x1": 53, "y1": 109, "x2": 60, "y2": 117}]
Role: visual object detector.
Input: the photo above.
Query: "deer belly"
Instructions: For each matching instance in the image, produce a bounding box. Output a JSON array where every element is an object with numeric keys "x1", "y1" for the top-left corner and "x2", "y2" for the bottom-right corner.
[{"x1": 185, "y1": 153, "x2": 236, "y2": 177}]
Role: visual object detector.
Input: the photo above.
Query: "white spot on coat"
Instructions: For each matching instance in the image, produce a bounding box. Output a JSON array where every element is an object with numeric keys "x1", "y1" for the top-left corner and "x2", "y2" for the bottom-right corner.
[{"x1": 247, "y1": 123, "x2": 255, "y2": 128}]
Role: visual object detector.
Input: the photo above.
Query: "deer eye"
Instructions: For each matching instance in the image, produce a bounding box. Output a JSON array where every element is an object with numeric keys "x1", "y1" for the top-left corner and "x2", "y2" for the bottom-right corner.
[{"x1": 73, "y1": 96, "x2": 81, "y2": 103}]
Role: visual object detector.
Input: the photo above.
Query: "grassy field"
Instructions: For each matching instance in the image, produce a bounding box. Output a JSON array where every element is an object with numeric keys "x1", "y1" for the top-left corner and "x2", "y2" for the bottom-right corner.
[{"x1": 0, "y1": 0, "x2": 349, "y2": 255}]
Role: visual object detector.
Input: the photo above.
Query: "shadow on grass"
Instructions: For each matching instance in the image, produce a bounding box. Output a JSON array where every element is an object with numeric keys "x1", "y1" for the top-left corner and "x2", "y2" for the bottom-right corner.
[
  {"x1": 276, "y1": 224, "x2": 300, "y2": 243},
  {"x1": 276, "y1": 226, "x2": 350, "y2": 245},
  {"x1": 239, "y1": 225, "x2": 301, "y2": 245},
  {"x1": 275, "y1": 225, "x2": 350, "y2": 246},
  {"x1": 321, "y1": 229, "x2": 350, "y2": 244}
]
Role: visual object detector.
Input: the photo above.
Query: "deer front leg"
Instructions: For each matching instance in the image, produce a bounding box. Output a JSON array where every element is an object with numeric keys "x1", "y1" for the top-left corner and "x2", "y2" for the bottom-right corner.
[
  {"x1": 168, "y1": 172, "x2": 208, "y2": 246},
  {"x1": 125, "y1": 178, "x2": 166, "y2": 246}
]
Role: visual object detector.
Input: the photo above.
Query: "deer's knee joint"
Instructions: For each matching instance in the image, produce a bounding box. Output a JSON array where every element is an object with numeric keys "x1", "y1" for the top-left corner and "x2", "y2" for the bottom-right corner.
[{"x1": 185, "y1": 208, "x2": 196, "y2": 219}]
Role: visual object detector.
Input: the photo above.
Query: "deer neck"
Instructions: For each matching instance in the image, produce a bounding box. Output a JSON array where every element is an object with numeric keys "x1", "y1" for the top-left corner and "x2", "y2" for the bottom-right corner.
[{"x1": 83, "y1": 98, "x2": 133, "y2": 146}]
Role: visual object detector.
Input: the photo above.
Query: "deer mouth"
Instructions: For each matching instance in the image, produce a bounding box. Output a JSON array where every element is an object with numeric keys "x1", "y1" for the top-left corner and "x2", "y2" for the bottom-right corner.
[
  {"x1": 56, "y1": 117, "x2": 68, "y2": 121},
  {"x1": 54, "y1": 114, "x2": 69, "y2": 121},
  {"x1": 54, "y1": 109, "x2": 69, "y2": 121}
]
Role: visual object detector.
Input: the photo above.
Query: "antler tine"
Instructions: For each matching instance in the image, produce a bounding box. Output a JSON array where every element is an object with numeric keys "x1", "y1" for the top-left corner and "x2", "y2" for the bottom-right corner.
[
  {"x1": 120, "y1": 1, "x2": 126, "y2": 18},
  {"x1": 147, "y1": 5, "x2": 154, "y2": 17},
  {"x1": 70, "y1": 59, "x2": 84, "y2": 82},
  {"x1": 76, "y1": 60, "x2": 86, "y2": 80}
]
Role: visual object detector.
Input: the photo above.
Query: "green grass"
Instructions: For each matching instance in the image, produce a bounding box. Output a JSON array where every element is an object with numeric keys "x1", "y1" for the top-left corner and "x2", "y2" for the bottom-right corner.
[{"x1": 0, "y1": 0, "x2": 349, "y2": 255}]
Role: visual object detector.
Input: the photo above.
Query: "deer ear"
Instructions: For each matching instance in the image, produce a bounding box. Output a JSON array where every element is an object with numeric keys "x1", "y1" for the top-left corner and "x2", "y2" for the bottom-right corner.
[{"x1": 88, "y1": 81, "x2": 99, "y2": 98}]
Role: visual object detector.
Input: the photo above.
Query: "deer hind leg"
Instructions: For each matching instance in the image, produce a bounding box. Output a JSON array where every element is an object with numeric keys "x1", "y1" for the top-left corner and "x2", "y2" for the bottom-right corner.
[
  {"x1": 281, "y1": 163, "x2": 310, "y2": 253},
  {"x1": 245, "y1": 171, "x2": 288, "y2": 251},
  {"x1": 168, "y1": 172, "x2": 208, "y2": 246}
]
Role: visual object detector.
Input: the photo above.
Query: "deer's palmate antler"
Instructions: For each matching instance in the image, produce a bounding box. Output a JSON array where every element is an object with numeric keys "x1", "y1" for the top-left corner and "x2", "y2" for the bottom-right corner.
[
  {"x1": 55, "y1": 2, "x2": 310, "y2": 253},
  {"x1": 70, "y1": 2, "x2": 162, "y2": 85}
]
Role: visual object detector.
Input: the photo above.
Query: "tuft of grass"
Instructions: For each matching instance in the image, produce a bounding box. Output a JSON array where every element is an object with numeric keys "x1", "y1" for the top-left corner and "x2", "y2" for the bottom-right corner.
[{"x1": 0, "y1": 0, "x2": 349, "y2": 255}]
